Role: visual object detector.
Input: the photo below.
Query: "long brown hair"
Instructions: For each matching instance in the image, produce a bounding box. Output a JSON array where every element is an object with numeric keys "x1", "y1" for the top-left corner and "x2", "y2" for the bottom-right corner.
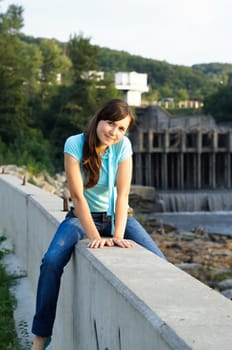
[{"x1": 82, "y1": 99, "x2": 134, "y2": 189}]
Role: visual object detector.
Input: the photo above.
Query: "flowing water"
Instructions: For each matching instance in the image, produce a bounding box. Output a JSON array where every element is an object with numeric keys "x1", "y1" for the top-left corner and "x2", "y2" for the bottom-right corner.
[{"x1": 150, "y1": 190, "x2": 232, "y2": 236}]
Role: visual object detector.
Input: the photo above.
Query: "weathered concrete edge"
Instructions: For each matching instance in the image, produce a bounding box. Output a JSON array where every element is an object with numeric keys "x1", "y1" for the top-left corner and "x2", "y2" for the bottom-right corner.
[
  {"x1": 0, "y1": 174, "x2": 190, "y2": 349},
  {"x1": 1, "y1": 174, "x2": 232, "y2": 350},
  {"x1": 77, "y1": 242, "x2": 191, "y2": 350}
]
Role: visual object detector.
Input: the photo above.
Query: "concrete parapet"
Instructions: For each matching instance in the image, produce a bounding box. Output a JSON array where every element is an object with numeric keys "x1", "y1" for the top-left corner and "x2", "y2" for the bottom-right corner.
[{"x1": 0, "y1": 174, "x2": 232, "y2": 350}]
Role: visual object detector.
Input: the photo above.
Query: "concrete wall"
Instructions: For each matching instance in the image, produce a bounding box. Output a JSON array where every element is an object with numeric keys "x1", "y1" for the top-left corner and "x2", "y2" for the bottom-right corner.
[
  {"x1": 170, "y1": 114, "x2": 216, "y2": 129},
  {"x1": 0, "y1": 174, "x2": 232, "y2": 350}
]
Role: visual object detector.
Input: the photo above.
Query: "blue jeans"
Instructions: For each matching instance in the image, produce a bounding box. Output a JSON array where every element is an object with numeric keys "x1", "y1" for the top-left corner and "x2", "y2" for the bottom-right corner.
[{"x1": 32, "y1": 210, "x2": 166, "y2": 337}]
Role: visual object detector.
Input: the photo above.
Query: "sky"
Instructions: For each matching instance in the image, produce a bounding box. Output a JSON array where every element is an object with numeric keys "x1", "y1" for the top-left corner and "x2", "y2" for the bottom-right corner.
[{"x1": 1, "y1": 0, "x2": 232, "y2": 67}]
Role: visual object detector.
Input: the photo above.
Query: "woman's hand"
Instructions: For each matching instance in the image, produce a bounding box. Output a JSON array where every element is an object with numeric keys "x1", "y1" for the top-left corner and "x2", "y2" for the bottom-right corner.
[
  {"x1": 87, "y1": 238, "x2": 114, "y2": 249},
  {"x1": 87, "y1": 237, "x2": 133, "y2": 249},
  {"x1": 112, "y1": 237, "x2": 133, "y2": 248}
]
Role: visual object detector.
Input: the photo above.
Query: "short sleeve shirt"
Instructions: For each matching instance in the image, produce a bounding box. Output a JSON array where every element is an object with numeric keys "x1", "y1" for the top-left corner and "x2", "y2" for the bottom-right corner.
[{"x1": 64, "y1": 133, "x2": 133, "y2": 212}]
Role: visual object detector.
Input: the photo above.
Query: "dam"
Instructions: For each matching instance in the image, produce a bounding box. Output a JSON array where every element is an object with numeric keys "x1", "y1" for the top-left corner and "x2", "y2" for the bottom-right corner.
[
  {"x1": 130, "y1": 105, "x2": 232, "y2": 192},
  {"x1": 131, "y1": 128, "x2": 232, "y2": 191}
]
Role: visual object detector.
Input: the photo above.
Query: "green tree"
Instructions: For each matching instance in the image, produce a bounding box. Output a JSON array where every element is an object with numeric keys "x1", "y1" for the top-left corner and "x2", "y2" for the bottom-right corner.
[
  {"x1": 0, "y1": 5, "x2": 31, "y2": 143},
  {"x1": 45, "y1": 34, "x2": 120, "y2": 169},
  {"x1": 38, "y1": 38, "x2": 72, "y2": 85},
  {"x1": 29, "y1": 38, "x2": 72, "y2": 134},
  {"x1": 67, "y1": 33, "x2": 100, "y2": 81},
  {"x1": 203, "y1": 85, "x2": 232, "y2": 122},
  {"x1": 175, "y1": 88, "x2": 189, "y2": 102}
]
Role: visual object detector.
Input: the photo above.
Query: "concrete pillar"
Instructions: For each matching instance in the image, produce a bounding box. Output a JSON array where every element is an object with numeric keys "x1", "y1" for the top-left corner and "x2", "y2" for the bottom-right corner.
[
  {"x1": 138, "y1": 130, "x2": 144, "y2": 152},
  {"x1": 197, "y1": 130, "x2": 202, "y2": 153},
  {"x1": 209, "y1": 153, "x2": 216, "y2": 188},
  {"x1": 148, "y1": 129, "x2": 153, "y2": 152},
  {"x1": 227, "y1": 153, "x2": 231, "y2": 188},
  {"x1": 212, "y1": 130, "x2": 218, "y2": 152},
  {"x1": 134, "y1": 154, "x2": 142, "y2": 184},
  {"x1": 164, "y1": 130, "x2": 169, "y2": 152},
  {"x1": 162, "y1": 154, "x2": 168, "y2": 190},
  {"x1": 197, "y1": 153, "x2": 201, "y2": 189},
  {"x1": 179, "y1": 153, "x2": 184, "y2": 190},
  {"x1": 154, "y1": 154, "x2": 161, "y2": 189},
  {"x1": 145, "y1": 153, "x2": 152, "y2": 186}
]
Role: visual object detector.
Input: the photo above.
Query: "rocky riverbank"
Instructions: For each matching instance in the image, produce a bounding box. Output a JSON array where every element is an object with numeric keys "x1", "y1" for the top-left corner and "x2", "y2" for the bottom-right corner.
[
  {"x1": 129, "y1": 193, "x2": 232, "y2": 300},
  {"x1": 1, "y1": 165, "x2": 232, "y2": 300}
]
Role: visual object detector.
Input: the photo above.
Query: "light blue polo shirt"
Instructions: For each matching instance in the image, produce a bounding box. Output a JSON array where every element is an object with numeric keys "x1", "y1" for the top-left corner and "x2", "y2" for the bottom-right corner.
[{"x1": 64, "y1": 133, "x2": 133, "y2": 214}]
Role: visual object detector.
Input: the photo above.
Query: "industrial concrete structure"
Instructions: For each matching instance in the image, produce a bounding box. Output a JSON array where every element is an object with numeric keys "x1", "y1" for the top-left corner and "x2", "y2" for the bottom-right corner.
[
  {"x1": 131, "y1": 128, "x2": 232, "y2": 190},
  {"x1": 1, "y1": 174, "x2": 232, "y2": 349},
  {"x1": 131, "y1": 105, "x2": 231, "y2": 191},
  {"x1": 115, "y1": 71, "x2": 149, "y2": 106}
]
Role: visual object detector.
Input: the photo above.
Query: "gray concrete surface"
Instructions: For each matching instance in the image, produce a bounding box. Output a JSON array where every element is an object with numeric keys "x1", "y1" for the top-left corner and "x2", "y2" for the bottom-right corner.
[{"x1": 1, "y1": 174, "x2": 232, "y2": 349}]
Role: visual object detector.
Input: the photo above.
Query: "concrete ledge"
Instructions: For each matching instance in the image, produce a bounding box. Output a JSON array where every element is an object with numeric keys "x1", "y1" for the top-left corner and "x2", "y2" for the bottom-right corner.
[{"x1": 1, "y1": 174, "x2": 232, "y2": 350}]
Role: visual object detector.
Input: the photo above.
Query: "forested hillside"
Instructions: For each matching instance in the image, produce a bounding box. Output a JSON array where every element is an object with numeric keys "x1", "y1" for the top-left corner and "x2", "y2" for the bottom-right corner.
[
  {"x1": 97, "y1": 47, "x2": 232, "y2": 102},
  {"x1": 20, "y1": 34, "x2": 232, "y2": 102},
  {"x1": 1, "y1": 4, "x2": 232, "y2": 174}
]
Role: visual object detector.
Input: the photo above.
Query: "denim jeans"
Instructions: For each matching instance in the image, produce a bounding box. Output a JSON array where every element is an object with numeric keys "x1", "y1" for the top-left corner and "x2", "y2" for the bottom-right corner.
[{"x1": 32, "y1": 210, "x2": 166, "y2": 337}]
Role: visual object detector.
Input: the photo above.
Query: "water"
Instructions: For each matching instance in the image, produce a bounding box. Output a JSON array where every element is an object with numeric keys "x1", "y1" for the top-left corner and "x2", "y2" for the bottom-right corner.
[
  {"x1": 149, "y1": 211, "x2": 232, "y2": 236},
  {"x1": 156, "y1": 190, "x2": 232, "y2": 212},
  {"x1": 151, "y1": 190, "x2": 232, "y2": 236}
]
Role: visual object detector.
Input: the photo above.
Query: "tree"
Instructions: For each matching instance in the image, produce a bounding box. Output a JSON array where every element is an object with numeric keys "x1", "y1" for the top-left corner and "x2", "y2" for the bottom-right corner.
[
  {"x1": 29, "y1": 38, "x2": 72, "y2": 132},
  {"x1": 0, "y1": 5, "x2": 31, "y2": 142},
  {"x1": 67, "y1": 33, "x2": 100, "y2": 81},
  {"x1": 175, "y1": 88, "x2": 189, "y2": 102},
  {"x1": 45, "y1": 34, "x2": 120, "y2": 169},
  {"x1": 203, "y1": 85, "x2": 232, "y2": 122},
  {"x1": 38, "y1": 39, "x2": 72, "y2": 85}
]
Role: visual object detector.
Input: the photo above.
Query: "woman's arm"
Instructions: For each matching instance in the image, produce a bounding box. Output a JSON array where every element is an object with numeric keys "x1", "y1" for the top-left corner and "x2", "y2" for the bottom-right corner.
[
  {"x1": 113, "y1": 155, "x2": 133, "y2": 248},
  {"x1": 64, "y1": 154, "x2": 113, "y2": 248}
]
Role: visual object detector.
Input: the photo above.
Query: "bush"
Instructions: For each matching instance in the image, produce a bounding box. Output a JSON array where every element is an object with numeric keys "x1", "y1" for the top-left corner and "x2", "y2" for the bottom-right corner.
[{"x1": 0, "y1": 129, "x2": 55, "y2": 175}]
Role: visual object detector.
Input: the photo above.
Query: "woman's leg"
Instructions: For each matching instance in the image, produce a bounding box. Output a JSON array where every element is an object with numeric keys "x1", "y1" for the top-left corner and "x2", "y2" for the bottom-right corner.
[
  {"x1": 32, "y1": 216, "x2": 85, "y2": 338},
  {"x1": 124, "y1": 217, "x2": 166, "y2": 259}
]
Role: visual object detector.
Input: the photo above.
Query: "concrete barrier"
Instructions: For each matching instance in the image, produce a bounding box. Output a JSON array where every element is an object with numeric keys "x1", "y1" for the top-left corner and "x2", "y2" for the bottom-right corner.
[{"x1": 0, "y1": 174, "x2": 232, "y2": 350}]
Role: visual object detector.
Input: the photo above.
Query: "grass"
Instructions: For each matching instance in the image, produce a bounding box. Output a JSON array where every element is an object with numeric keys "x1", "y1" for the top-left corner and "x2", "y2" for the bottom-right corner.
[{"x1": 0, "y1": 237, "x2": 22, "y2": 350}]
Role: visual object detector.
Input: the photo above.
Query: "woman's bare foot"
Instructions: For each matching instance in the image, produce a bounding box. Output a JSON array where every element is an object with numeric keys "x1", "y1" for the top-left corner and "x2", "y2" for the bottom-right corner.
[{"x1": 32, "y1": 335, "x2": 47, "y2": 350}]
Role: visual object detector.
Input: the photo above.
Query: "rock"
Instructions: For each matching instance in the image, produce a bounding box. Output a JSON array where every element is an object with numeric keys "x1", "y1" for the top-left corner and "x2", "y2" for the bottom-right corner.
[
  {"x1": 221, "y1": 289, "x2": 232, "y2": 300},
  {"x1": 177, "y1": 263, "x2": 203, "y2": 272},
  {"x1": 178, "y1": 232, "x2": 196, "y2": 241},
  {"x1": 130, "y1": 185, "x2": 155, "y2": 201},
  {"x1": 211, "y1": 250, "x2": 232, "y2": 257},
  {"x1": 192, "y1": 225, "x2": 205, "y2": 235},
  {"x1": 214, "y1": 268, "x2": 232, "y2": 276},
  {"x1": 217, "y1": 279, "x2": 232, "y2": 290}
]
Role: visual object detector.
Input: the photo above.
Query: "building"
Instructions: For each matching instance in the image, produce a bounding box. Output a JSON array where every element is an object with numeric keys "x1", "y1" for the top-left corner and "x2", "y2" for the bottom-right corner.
[
  {"x1": 115, "y1": 72, "x2": 149, "y2": 106},
  {"x1": 130, "y1": 105, "x2": 232, "y2": 191}
]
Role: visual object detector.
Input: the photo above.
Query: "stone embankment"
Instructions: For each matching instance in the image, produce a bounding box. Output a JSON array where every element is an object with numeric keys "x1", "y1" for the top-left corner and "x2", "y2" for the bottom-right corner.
[{"x1": 1, "y1": 165, "x2": 232, "y2": 300}]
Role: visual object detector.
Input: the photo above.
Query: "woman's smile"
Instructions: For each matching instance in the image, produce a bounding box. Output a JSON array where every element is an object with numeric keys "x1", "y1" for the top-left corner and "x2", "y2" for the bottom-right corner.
[{"x1": 96, "y1": 116, "x2": 131, "y2": 149}]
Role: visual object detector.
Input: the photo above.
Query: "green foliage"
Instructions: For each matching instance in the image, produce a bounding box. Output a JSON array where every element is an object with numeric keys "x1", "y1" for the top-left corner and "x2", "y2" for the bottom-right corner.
[
  {"x1": 38, "y1": 38, "x2": 72, "y2": 85},
  {"x1": 97, "y1": 47, "x2": 221, "y2": 100},
  {"x1": 67, "y1": 34, "x2": 100, "y2": 81},
  {"x1": 0, "y1": 5, "x2": 32, "y2": 143},
  {"x1": 203, "y1": 85, "x2": 232, "y2": 122},
  {"x1": 0, "y1": 129, "x2": 54, "y2": 174},
  {"x1": 0, "y1": 239, "x2": 21, "y2": 349},
  {"x1": 192, "y1": 63, "x2": 232, "y2": 85},
  {"x1": 1, "y1": 4, "x2": 232, "y2": 173}
]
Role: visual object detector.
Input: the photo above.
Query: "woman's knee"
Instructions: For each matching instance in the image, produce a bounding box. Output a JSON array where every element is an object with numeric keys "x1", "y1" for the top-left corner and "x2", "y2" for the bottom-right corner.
[{"x1": 42, "y1": 251, "x2": 63, "y2": 269}]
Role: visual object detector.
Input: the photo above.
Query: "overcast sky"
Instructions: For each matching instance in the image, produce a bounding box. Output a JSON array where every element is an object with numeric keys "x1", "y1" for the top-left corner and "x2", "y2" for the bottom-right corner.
[{"x1": 1, "y1": 0, "x2": 232, "y2": 67}]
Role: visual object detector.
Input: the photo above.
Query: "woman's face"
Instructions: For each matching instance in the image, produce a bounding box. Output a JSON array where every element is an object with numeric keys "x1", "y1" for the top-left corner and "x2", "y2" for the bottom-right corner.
[{"x1": 96, "y1": 115, "x2": 131, "y2": 148}]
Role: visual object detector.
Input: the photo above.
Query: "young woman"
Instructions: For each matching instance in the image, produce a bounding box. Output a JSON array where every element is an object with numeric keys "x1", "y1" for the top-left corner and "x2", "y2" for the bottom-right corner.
[{"x1": 31, "y1": 99, "x2": 165, "y2": 350}]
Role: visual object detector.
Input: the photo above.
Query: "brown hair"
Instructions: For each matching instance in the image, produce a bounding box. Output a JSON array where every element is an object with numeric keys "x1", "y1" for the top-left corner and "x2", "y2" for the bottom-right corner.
[{"x1": 82, "y1": 99, "x2": 134, "y2": 188}]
